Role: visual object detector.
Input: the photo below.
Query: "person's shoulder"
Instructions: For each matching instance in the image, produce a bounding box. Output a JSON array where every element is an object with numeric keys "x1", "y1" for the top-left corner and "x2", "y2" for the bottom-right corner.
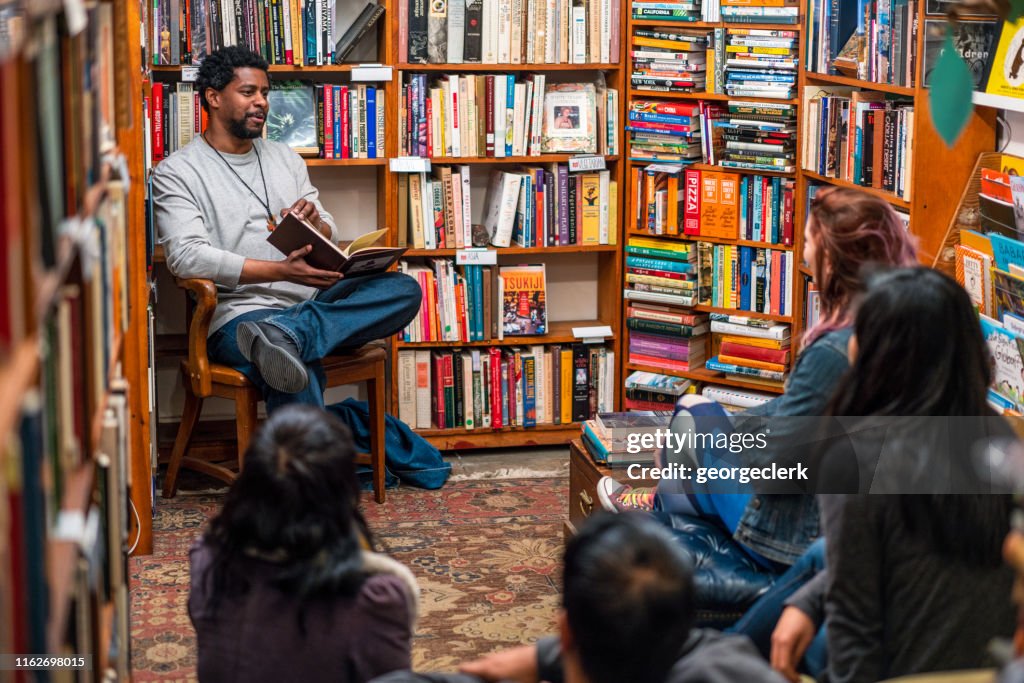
[
  {"x1": 152, "y1": 137, "x2": 209, "y2": 180},
  {"x1": 803, "y1": 326, "x2": 852, "y2": 361},
  {"x1": 671, "y1": 630, "x2": 787, "y2": 683},
  {"x1": 358, "y1": 551, "x2": 420, "y2": 626}
]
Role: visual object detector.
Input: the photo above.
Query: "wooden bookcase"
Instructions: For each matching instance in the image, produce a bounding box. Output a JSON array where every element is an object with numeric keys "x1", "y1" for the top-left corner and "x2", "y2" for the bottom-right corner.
[
  {"x1": 0, "y1": 0, "x2": 148, "y2": 673},
  {"x1": 385, "y1": 3, "x2": 628, "y2": 451},
  {"x1": 621, "y1": 0, "x2": 997, "y2": 399}
]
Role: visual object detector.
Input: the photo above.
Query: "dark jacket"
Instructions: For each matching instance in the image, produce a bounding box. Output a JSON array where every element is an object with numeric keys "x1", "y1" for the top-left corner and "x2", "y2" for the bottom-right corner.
[
  {"x1": 734, "y1": 327, "x2": 853, "y2": 564},
  {"x1": 370, "y1": 631, "x2": 787, "y2": 683},
  {"x1": 189, "y1": 539, "x2": 418, "y2": 683}
]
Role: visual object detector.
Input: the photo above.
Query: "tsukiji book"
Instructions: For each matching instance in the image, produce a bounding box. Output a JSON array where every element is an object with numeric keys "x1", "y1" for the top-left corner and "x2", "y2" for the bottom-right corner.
[{"x1": 500, "y1": 265, "x2": 547, "y2": 336}]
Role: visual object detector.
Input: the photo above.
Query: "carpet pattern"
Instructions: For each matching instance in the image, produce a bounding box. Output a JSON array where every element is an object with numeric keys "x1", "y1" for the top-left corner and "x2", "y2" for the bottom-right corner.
[{"x1": 130, "y1": 477, "x2": 569, "y2": 681}]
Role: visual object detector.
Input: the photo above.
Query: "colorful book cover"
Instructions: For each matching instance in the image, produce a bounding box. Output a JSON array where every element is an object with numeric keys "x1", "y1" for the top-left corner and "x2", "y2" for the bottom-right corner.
[
  {"x1": 984, "y1": 16, "x2": 1024, "y2": 98},
  {"x1": 500, "y1": 265, "x2": 547, "y2": 336},
  {"x1": 980, "y1": 314, "x2": 1024, "y2": 410}
]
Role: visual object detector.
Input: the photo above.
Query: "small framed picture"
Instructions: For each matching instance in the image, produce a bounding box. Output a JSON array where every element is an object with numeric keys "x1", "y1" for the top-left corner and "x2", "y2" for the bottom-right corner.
[{"x1": 542, "y1": 83, "x2": 597, "y2": 153}]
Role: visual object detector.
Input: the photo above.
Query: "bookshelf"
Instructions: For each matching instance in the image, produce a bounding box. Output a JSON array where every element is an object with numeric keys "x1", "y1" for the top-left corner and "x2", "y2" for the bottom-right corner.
[
  {"x1": 386, "y1": 1, "x2": 628, "y2": 450},
  {"x1": 1, "y1": 0, "x2": 147, "y2": 674}
]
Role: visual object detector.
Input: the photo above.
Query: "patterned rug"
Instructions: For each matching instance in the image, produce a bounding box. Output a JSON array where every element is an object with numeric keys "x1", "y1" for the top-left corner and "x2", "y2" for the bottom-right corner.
[{"x1": 130, "y1": 477, "x2": 569, "y2": 681}]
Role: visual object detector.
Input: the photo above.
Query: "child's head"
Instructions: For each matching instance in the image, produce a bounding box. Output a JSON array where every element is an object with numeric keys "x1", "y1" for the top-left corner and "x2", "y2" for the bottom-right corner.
[
  {"x1": 205, "y1": 404, "x2": 369, "y2": 598},
  {"x1": 830, "y1": 266, "x2": 992, "y2": 417},
  {"x1": 804, "y1": 187, "x2": 918, "y2": 344}
]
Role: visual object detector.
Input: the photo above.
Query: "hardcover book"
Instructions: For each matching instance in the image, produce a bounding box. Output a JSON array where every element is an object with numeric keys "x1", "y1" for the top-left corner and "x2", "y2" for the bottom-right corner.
[
  {"x1": 500, "y1": 264, "x2": 547, "y2": 336},
  {"x1": 267, "y1": 217, "x2": 406, "y2": 275},
  {"x1": 923, "y1": 19, "x2": 997, "y2": 89},
  {"x1": 984, "y1": 16, "x2": 1024, "y2": 98}
]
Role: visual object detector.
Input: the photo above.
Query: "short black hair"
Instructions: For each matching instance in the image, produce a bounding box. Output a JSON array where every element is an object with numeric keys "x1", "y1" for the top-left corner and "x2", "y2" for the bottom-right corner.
[
  {"x1": 195, "y1": 46, "x2": 269, "y2": 112},
  {"x1": 564, "y1": 513, "x2": 694, "y2": 683}
]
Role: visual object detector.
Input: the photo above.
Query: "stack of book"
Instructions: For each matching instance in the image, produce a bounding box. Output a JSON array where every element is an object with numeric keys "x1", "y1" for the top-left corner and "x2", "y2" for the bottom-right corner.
[
  {"x1": 723, "y1": 29, "x2": 798, "y2": 100},
  {"x1": 398, "y1": 165, "x2": 618, "y2": 250},
  {"x1": 627, "y1": 101, "x2": 703, "y2": 163},
  {"x1": 705, "y1": 314, "x2": 791, "y2": 388},
  {"x1": 632, "y1": 0, "x2": 702, "y2": 22},
  {"x1": 401, "y1": 0, "x2": 622, "y2": 64},
  {"x1": 624, "y1": 237, "x2": 697, "y2": 307},
  {"x1": 802, "y1": 89, "x2": 914, "y2": 200},
  {"x1": 581, "y1": 411, "x2": 674, "y2": 466},
  {"x1": 630, "y1": 29, "x2": 709, "y2": 94},
  {"x1": 624, "y1": 370, "x2": 692, "y2": 410},
  {"x1": 627, "y1": 304, "x2": 709, "y2": 372},
  {"x1": 396, "y1": 344, "x2": 616, "y2": 429},
  {"x1": 697, "y1": 243, "x2": 795, "y2": 315},
  {"x1": 400, "y1": 75, "x2": 617, "y2": 158},
  {"x1": 721, "y1": 0, "x2": 799, "y2": 24},
  {"x1": 715, "y1": 99, "x2": 797, "y2": 173},
  {"x1": 701, "y1": 384, "x2": 774, "y2": 411}
]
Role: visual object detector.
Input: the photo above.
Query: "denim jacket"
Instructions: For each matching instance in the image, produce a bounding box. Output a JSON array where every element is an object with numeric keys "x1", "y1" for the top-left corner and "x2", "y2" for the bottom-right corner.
[{"x1": 731, "y1": 327, "x2": 853, "y2": 565}]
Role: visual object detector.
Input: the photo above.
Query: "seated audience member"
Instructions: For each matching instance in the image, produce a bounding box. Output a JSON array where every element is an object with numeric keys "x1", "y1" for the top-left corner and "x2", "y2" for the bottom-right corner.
[
  {"x1": 189, "y1": 405, "x2": 418, "y2": 683},
  {"x1": 373, "y1": 513, "x2": 787, "y2": 683},
  {"x1": 767, "y1": 267, "x2": 1016, "y2": 683}
]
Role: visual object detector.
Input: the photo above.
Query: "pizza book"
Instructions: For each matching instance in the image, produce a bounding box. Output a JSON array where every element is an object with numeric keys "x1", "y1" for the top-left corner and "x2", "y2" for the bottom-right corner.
[
  {"x1": 268, "y1": 215, "x2": 406, "y2": 275},
  {"x1": 500, "y1": 265, "x2": 547, "y2": 336}
]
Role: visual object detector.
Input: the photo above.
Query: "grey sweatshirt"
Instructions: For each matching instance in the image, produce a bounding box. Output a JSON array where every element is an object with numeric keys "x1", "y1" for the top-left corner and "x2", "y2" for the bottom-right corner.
[{"x1": 152, "y1": 136, "x2": 339, "y2": 335}]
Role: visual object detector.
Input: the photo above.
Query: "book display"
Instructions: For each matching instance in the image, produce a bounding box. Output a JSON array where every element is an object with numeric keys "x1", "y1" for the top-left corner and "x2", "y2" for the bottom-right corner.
[{"x1": 1, "y1": 0, "x2": 149, "y2": 671}]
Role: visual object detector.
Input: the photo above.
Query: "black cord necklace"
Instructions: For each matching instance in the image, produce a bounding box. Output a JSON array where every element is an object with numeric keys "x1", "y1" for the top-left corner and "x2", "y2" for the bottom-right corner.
[{"x1": 202, "y1": 133, "x2": 277, "y2": 231}]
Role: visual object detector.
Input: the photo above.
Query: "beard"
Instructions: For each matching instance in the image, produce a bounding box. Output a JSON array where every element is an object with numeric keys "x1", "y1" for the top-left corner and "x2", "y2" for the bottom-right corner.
[{"x1": 228, "y1": 112, "x2": 265, "y2": 139}]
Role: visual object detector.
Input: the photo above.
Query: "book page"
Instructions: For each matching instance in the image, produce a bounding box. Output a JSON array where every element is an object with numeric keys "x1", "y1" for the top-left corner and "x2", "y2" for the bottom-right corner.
[{"x1": 340, "y1": 228, "x2": 389, "y2": 257}]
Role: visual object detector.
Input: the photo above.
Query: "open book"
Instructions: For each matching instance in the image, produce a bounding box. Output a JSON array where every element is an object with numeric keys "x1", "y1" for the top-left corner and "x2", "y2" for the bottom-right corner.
[{"x1": 267, "y1": 213, "x2": 406, "y2": 275}]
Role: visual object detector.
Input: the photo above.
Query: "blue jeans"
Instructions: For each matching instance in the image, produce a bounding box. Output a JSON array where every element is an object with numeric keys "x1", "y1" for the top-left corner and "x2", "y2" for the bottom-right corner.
[
  {"x1": 728, "y1": 538, "x2": 828, "y2": 678},
  {"x1": 208, "y1": 272, "x2": 421, "y2": 411}
]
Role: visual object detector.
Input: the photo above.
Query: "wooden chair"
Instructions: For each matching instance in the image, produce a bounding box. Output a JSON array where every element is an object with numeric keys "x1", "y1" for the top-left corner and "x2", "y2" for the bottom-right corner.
[{"x1": 161, "y1": 277, "x2": 388, "y2": 503}]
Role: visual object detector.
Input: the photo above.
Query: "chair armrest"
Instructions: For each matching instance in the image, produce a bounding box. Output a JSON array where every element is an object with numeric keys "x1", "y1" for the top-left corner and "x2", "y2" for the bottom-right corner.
[{"x1": 176, "y1": 277, "x2": 218, "y2": 397}]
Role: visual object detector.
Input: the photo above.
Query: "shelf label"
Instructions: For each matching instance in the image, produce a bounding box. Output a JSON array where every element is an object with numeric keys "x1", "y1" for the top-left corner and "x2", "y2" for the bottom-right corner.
[
  {"x1": 181, "y1": 65, "x2": 200, "y2": 82},
  {"x1": 352, "y1": 64, "x2": 394, "y2": 82},
  {"x1": 572, "y1": 325, "x2": 613, "y2": 344},
  {"x1": 390, "y1": 156, "x2": 431, "y2": 173},
  {"x1": 456, "y1": 248, "x2": 498, "y2": 265},
  {"x1": 568, "y1": 155, "x2": 606, "y2": 173}
]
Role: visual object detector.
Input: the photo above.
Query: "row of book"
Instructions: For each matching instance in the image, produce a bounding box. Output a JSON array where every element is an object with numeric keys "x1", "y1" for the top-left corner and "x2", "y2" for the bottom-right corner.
[
  {"x1": 399, "y1": 262, "x2": 548, "y2": 342},
  {"x1": 805, "y1": 0, "x2": 918, "y2": 87},
  {"x1": 630, "y1": 28, "x2": 708, "y2": 94},
  {"x1": 396, "y1": 344, "x2": 616, "y2": 429},
  {"x1": 631, "y1": 0, "x2": 797, "y2": 23},
  {"x1": 149, "y1": 0, "x2": 379, "y2": 65},
  {"x1": 623, "y1": 236, "x2": 696, "y2": 307},
  {"x1": 396, "y1": 165, "x2": 619, "y2": 250},
  {"x1": 629, "y1": 165, "x2": 795, "y2": 244},
  {"x1": 627, "y1": 99, "x2": 704, "y2": 163},
  {"x1": 802, "y1": 87, "x2": 914, "y2": 200},
  {"x1": 400, "y1": 0, "x2": 622, "y2": 65},
  {"x1": 708, "y1": 99, "x2": 797, "y2": 172},
  {"x1": 698, "y1": 242, "x2": 796, "y2": 315},
  {"x1": 148, "y1": 81, "x2": 386, "y2": 161},
  {"x1": 400, "y1": 76, "x2": 618, "y2": 158}
]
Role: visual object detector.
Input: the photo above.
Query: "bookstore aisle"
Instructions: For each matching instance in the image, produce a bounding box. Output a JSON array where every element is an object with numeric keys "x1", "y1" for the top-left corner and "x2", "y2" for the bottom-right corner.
[{"x1": 6, "y1": 0, "x2": 1024, "y2": 674}]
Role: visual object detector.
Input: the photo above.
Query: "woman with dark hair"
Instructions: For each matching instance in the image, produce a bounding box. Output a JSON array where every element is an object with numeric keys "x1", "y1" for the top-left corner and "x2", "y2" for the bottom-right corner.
[
  {"x1": 189, "y1": 404, "x2": 418, "y2": 683},
  {"x1": 769, "y1": 267, "x2": 1016, "y2": 683}
]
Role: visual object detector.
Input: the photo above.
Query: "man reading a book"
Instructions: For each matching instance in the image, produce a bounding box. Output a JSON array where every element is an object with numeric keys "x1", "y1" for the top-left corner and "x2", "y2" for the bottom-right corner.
[{"x1": 153, "y1": 46, "x2": 421, "y2": 410}]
